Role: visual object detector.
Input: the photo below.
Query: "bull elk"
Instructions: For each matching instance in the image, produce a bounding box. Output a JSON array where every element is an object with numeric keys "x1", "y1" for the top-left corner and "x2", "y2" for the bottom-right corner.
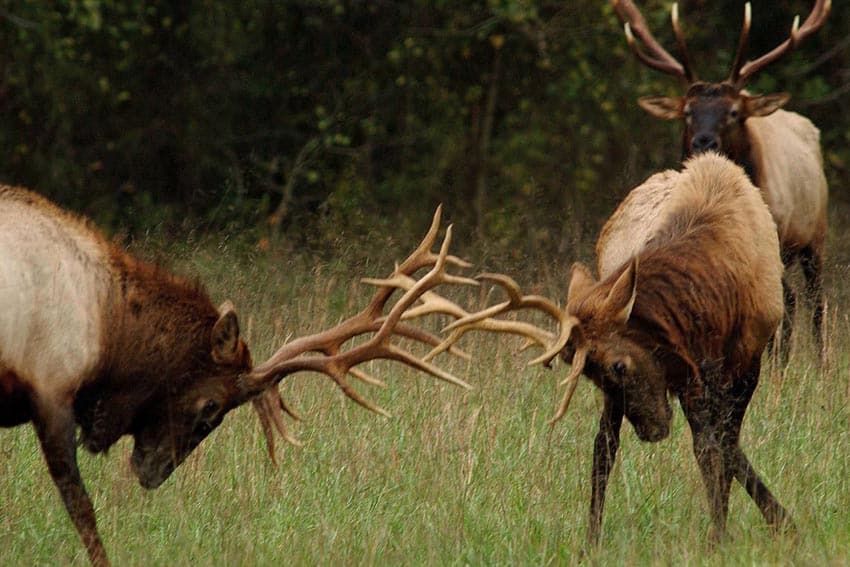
[
  {"x1": 0, "y1": 187, "x2": 492, "y2": 566},
  {"x1": 610, "y1": 0, "x2": 830, "y2": 359},
  {"x1": 434, "y1": 153, "x2": 792, "y2": 546}
]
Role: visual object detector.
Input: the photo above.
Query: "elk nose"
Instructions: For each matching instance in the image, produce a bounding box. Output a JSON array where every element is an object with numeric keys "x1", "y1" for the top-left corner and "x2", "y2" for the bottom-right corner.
[{"x1": 692, "y1": 134, "x2": 719, "y2": 153}]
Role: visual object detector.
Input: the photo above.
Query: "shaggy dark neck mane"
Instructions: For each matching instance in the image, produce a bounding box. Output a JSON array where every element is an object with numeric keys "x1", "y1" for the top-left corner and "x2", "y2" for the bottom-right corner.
[
  {"x1": 105, "y1": 249, "x2": 218, "y2": 383},
  {"x1": 628, "y1": 237, "x2": 741, "y2": 374},
  {"x1": 75, "y1": 249, "x2": 220, "y2": 452}
]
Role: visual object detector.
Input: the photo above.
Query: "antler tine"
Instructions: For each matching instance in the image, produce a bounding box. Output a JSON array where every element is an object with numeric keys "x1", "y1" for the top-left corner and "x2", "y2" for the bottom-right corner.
[
  {"x1": 429, "y1": 272, "x2": 575, "y2": 368},
  {"x1": 670, "y1": 3, "x2": 695, "y2": 82},
  {"x1": 612, "y1": 0, "x2": 689, "y2": 82},
  {"x1": 393, "y1": 205, "x2": 473, "y2": 274},
  {"x1": 416, "y1": 270, "x2": 587, "y2": 424},
  {"x1": 425, "y1": 317, "x2": 554, "y2": 363},
  {"x1": 367, "y1": 272, "x2": 554, "y2": 363},
  {"x1": 728, "y1": 2, "x2": 752, "y2": 85},
  {"x1": 734, "y1": 0, "x2": 831, "y2": 88},
  {"x1": 528, "y1": 315, "x2": 579, "y2": 368},
  {"x1": 252, "y1": 388, "x2": 303, "y2": 467},
  {"x1": 443, "y1": 273, "x2": 546, "y2": 331},
  {"x1": 547, "y1": 347, "x2": 588, "y2": 425},
  {"x1": 349, "y1": 367, "x2": 387, "y2": 388},
  {"x1": 363, "y1": 272, "x2": 477, "y2": 359}
]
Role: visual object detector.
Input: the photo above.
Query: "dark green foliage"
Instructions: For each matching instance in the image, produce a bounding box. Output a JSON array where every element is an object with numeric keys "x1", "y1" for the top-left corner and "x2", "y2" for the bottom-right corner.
[{"x1": 1, "y1": 1, "x2": 847, "y2": 254}]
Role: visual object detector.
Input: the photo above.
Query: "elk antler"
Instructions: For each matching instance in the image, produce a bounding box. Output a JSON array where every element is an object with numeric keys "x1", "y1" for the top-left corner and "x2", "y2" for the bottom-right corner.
[
  {"x1": 243, "y1": 206, "x2": 481, "y2": 464},
  {"x1": 430, "y1": 272, "x2": 587, "y2": 424},
  {"x1": 730, "y1": 0, "x2": 831, "y2": 88},
  {"x1": 611, "y1": 0, "x2": 694, "y2": 83}
]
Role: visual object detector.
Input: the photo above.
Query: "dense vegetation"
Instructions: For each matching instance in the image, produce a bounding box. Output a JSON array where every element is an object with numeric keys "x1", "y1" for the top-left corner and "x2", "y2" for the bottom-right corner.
[{"x1": 1, "y1": 1, "x2": 847, "y2": 258}]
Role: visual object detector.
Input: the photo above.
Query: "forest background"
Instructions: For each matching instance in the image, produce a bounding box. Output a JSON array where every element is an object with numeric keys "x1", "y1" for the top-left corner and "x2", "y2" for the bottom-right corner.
[{"x1": 0, "y1": 0, "x2": 848, "y2": 264}]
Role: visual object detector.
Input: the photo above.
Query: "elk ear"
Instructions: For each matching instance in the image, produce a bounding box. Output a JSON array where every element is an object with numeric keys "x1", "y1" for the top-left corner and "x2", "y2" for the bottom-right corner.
[
  {"x1": 743, "y1": 93, "x2": 790, "y2": 117},
  {"x1": 567, "y1": 262, "x2": 597, "y2": 307},
  {"x1": 604, "y1": 257, "x2": 638, "y2": 324},
  {"x1": 637, "y1": 96, "x2": 684, "y2": 120},
  {"x1": 212, "y1": 301, "x2": 240, "y2": 364}
]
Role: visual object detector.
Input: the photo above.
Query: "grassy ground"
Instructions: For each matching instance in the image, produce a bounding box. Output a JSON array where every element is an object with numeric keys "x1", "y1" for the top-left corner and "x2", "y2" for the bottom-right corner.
[{"x1": 2, "y1": 219, "x2": 850, "y2": 566}]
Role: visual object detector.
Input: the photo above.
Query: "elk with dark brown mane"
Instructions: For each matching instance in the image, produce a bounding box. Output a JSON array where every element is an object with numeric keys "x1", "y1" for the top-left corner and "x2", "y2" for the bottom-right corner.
[
  {"x1": 433, "y1": 153, "x2": 792, "y2": 546},
  {"x1": 610, "y1": 0, "x2": 830, "y2": 359},
  {"x1": 0, "y1": 187, "x2": 496, "y2": 566}
]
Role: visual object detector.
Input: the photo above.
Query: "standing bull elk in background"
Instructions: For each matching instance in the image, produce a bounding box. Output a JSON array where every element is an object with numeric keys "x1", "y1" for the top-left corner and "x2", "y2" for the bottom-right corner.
[
  {"x1": 610, "y1": 0, "x2": 830, "y2": 359},
  {"x1": 434, "y1": 153, "x2": 792, "y2": 546},
  {"x1": 0, "y1": 188, "x2": 490, "y2": 567}
]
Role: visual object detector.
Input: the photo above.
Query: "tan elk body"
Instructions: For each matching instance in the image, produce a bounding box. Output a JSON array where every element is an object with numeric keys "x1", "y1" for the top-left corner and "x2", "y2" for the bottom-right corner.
[
  {"x1": 0, "y1": 188, "x2": 112, "y2": 399},
  {"x1": 0, "y1": 186, "x2": 481, "y2": 566},
  {"x1": 594, "y1": 169, "x2": 676, "y2": 279},
  {"x1": 746, "y1": 109, "x2": 827, "y2": 251}
]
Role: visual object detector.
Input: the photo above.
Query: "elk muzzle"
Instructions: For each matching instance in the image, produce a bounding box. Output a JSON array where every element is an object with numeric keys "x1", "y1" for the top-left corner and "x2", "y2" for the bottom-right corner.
[
  {"x1": 627, "y1": 394, "x2": 673, "y2": 442},
  {"x1": 691, "y1": 132, "x2": 720, "y2": 154},
  {"x1": 130, "y1": 444, "x2": 176, "y2": 489}
]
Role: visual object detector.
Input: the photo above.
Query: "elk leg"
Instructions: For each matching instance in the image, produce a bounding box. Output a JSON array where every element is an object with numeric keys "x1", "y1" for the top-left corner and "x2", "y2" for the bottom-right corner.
[
  {"x1": 728, "y1": 446, "x2": 793, "y2": 532},
  {"x1": 774, "y1": 275, "x2": 797, "y2": 363},
  {"x1": 682, "y1": 371, "x2": 733, "y2": 542},
  {"x1": 690, "y1": 424, "x2": 731, "y2": 541},
  {"x1": 800, "y1": 244, "x2": 825, "y2": 360},
  {"x1": 33, "y1": 397, "x2": 110, "y2": 567},
  {"x1": 586, "y1": 394, "x2": 624, "y2": 548},
  {"x1": 725, "y1": 359, "x2": 793, "y2": 533}
]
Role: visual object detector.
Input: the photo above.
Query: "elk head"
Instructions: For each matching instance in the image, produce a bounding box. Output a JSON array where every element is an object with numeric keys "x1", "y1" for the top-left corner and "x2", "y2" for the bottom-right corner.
[
  {"x1": 611, "y1": 0, "x2": 830, "y2": 158},
  {"x1": 129, "y1": 302, "x2": 253, "y2": 488},
  {"x1": 131, "y1": 207, "x2": 482, "y2": 489},
  {"x1": 432, "y1": 259, "x2": 677, "y2": 441},
  {"x1": 562, "y1": 259, "x2": 671, "y2": 441}
]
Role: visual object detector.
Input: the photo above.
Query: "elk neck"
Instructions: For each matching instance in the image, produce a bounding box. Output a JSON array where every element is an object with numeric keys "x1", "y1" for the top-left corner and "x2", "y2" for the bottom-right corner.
[{"x1": 74, "y1": 247, "x2": 222, "y2": 452}]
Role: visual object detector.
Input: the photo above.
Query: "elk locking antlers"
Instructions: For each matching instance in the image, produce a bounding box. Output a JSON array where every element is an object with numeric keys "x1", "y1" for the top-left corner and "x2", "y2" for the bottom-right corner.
[{"x1": 244, "y1": 206, "x2": 487, "y2": 462}]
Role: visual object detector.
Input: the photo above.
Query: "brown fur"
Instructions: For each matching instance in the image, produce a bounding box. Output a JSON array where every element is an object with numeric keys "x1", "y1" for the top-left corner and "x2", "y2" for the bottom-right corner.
[
  {"x1": 0, "y1": 186, "x2": 252, "y2": 566},
  {"x1": 568, "y1": 154, "x2": 791, "y2": 546}
]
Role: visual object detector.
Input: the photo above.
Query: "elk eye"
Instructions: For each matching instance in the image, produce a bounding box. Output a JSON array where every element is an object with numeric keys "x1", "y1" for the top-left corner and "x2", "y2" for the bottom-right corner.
[
  {"x1": 729, "y1": 109, "x2": 739, "y2": 119},
  {"x1": 201, "y1": 400, "x2": 219, "y2": 418},
  {"x1": 612, "y1": 361, "x2": 627, "y2": 377}
]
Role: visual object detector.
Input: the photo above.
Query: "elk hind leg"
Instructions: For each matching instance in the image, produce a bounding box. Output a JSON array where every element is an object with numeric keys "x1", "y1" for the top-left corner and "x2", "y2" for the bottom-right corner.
[
  {"x1": 771, "y1": 276, "x2": 797, "y2": 364},
  {"x1": 800, "y1": 244, "x2": 825, "y2": 361},
  {"x1": 33, "y1": 396, "x2": 111, "y2": 567},
  {"x1": 729, "y1": 446, "x2": 793, "y2": 533},
  {"x1": 727, "y1": 359, "x2": 794, "y2": 534}
]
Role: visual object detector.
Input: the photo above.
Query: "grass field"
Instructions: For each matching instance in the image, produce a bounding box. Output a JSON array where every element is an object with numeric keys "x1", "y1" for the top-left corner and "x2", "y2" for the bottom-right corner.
[{"x1": 2, "y1": 220, "x2": 850, "y2": 566}]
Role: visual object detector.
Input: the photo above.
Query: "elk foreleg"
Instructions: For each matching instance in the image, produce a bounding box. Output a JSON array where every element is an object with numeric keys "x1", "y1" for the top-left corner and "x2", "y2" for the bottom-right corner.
[
  {"x1": 586, "y1": 394, "x2": 624, "y2": 548},
  {"x1": 33, "y1": 396, "x2": 110, "y2": 567}
]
